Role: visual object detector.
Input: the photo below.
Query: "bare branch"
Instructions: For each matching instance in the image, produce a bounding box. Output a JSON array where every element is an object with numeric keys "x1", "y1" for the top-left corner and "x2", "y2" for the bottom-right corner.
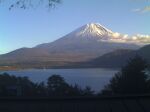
[{"x1": 0, "y1": 0, "x2": 61, "y2": 10}]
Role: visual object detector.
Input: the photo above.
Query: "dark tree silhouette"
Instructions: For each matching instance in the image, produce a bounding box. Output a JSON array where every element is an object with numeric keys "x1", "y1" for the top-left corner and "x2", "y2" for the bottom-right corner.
[
  {"x1": 0, "y1": 73, "x2": 95, "y2": 97},
  {"x1": 0, "y1": 73, "x2": 37, "y2": 96},
  {"x1": 69, "y1": 84, "x2": 84, "y2": 96},
  {"x1": 82, "y1": 86, "x2": 94, "y2": 96},
  {"x1": 101, "y1": 56, "x2": 149, "y2": 95},
  {"x1": 35, "y1": 82, "x2": 47, "y2": 96},
  {"x1": 47, "y1": 75, "x2": 72, "y2": 96},
  {"x1": 47, "y1": 75, "x2": 95, "y2": 96}
]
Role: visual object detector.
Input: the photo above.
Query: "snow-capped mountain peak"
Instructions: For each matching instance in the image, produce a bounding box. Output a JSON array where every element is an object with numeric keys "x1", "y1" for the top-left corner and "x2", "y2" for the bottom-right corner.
[
  {"x1": 74, "y1": 23, "x2": 150, "y2": 44},
  {"x1": 58, "y1": 22, "x2": 150, "y2": 45},
  {"x1": 77, "y1": 23, "x2": 113, "y2": 37}
]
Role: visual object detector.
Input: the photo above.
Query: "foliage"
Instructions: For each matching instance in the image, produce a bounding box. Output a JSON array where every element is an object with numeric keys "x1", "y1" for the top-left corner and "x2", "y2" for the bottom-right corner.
[
  {"x1": 101, "y1": 55, "x2": 150, "y2": 95},
  {"x1": 0, "y1": 73, "x2": 94, "y2": 97},
  {"x1": 0, "y1": 73, "x2": 36, "y2": 96},
  {"x1": 47, "y1": 75, "x2": 71, "y2": 96},
  {"x1": 0, "y1": 0, "x2": 61, "y2": 10},
  {"x1": 82, "y1": 86, "x2": 94, "y2": 96}
]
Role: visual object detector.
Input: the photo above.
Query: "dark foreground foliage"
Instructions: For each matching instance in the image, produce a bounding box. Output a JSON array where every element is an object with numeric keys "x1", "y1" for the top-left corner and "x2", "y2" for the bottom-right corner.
[
  {"x1": 0, "y1": 73, "x2": 94, "y2": 97},
  {"x1": 101, "y1": 55, "x2": 150, "y2": 95}
]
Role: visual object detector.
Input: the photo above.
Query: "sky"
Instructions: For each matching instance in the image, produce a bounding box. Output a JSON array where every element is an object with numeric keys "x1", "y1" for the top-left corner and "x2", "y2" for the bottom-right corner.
[{"x1": 0, "y1": 0, "x2": 150, "y2": 54}]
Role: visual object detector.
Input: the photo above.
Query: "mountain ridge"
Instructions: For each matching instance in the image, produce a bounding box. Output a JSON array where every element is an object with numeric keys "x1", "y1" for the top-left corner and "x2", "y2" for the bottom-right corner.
[
  {"x1": 86, "y1": 44, "x2": 150, "y2": 68},
  {"x1": 0, "y1": 23, "x2": 149, "y2": 69}
]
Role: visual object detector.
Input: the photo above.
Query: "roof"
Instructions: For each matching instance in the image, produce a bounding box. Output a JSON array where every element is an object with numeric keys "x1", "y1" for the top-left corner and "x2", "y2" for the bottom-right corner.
[{"x1": 0, "y1": 95, "x2": 150, "y2": 112}]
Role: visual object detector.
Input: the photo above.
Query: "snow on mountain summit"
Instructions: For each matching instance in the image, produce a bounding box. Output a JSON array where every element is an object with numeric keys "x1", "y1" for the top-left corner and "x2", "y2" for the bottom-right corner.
[
  {"x1": 75, "y1": 23, "x2": 125, "y2": 42},
  {"x1": 73, "y1": 23, "x2": 150, "y2": 44},
  {"x1": 77, "y1": 23, "x2": 113, "y2": 37}
]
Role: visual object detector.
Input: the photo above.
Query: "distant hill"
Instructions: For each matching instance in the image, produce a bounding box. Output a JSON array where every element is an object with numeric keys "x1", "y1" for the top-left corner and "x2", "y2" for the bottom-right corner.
[
  {"x1": 87, "y1": 44, "x2": 150, "y2": 68},
  {"x1": 138, "y1": 44, "x2": 150, "y2": 64}
]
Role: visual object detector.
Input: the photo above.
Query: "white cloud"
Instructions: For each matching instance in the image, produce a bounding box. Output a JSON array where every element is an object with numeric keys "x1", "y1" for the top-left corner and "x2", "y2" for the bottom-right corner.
[
  {"x1": 132, "y1": 6, "x2": 150, "y2": 13},
  {"x1": 130, "y1": 34, "x2": 150, "y2": 43},
  {"x1": 112, "y1": 32, "x2": 120, "y2": 38},
  {"x1": 109, "y1": 33, "x2": 150, "y2": 44},
  {"x1": 132, "y1": 8, "x2": 141, "y2": 12},
  {"x1": 142, "y1": 6, "x2": 150, "y2": 12}
]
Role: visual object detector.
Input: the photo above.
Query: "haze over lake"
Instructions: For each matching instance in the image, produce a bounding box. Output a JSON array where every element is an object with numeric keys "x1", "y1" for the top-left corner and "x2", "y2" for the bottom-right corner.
[{"x1": 1, "y1": 68, "x2": 118, "y2": 92}]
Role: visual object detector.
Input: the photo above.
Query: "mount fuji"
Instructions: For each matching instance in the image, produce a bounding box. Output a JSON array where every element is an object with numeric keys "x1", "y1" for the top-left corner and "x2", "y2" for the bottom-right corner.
[{"x1": 0, "y1": 23, "x2": 148, "y2": 69}]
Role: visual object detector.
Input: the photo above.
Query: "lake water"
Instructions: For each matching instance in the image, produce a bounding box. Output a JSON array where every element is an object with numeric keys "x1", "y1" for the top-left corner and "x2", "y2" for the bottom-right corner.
[{"x1": 0, "y1": 68, "x2": 118, "y2": 92}]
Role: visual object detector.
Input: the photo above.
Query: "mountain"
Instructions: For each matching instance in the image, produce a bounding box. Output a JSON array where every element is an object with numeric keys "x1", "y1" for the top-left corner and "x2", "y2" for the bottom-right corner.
[
  {"x1": 88, "y1": 44, "x2": 150, "y2": 68},
  {"x1": 35, "y1": 23, "x2": 139, "y2": 59},
  {"x1": 0, "y1": 23, "x2": 144, "y2": 69},
  {"x1": 138, "y1": 44, "x2": 150, "y2": 63}
]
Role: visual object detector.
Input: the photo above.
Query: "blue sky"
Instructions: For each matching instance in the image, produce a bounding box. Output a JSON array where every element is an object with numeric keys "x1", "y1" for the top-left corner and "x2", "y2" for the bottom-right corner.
[{"x1": 0, "y1": 0, "x2": 149, "y2": 54}]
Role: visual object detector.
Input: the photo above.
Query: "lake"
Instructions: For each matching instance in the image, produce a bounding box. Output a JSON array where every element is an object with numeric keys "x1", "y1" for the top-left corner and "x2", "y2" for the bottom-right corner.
[{"x1": 0, "y1": 68, "x2": 118, "y2": 92}]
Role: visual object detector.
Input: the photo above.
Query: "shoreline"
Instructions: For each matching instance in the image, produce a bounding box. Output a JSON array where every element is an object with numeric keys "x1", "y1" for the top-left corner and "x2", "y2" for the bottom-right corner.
[{"x1": 0, "y1": 66, "x2": 120, "y2": 71}]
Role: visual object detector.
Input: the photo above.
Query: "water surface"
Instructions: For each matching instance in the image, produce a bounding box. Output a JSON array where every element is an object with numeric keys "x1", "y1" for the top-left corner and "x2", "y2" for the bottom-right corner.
[{"x1": 1, "y1": 68, "x2": 118, "y2": 92}]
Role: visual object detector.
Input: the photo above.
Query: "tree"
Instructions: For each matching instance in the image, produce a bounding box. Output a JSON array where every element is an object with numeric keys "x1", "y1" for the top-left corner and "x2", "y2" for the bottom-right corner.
[
  {"x1": 0, "y1": 73, "x2": 94, "y2": 97},
  {"x1": 101, "y1": 55, "x2": 149, "y2": 95},
  {"x1": 82, "y1": 86, "x2": 94, "y2": 96},
  {"x1": 0, "y1": 0, "x2": 61, "y2": 10},
  {"x1": 47, "y1": 75, "x2": 93, "y2": 96},
  {"x1": 0, "y1": 73, "x2": 37, "y2": 96},
  {"x1": 68, "y1": 84, "x2": 84, "y2": 96},
  {"x1": 35, "y1": 82, "x2": 47, "y2": 96},
  {"x1": 47, "y1": 75, "x2": 71, "y2": 96}
]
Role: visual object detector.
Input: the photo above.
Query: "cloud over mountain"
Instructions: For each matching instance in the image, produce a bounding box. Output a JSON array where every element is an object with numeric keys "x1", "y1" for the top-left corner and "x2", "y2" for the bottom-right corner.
[{"x1": 133, "y1": 6, "x2": 150, "y2": 13}]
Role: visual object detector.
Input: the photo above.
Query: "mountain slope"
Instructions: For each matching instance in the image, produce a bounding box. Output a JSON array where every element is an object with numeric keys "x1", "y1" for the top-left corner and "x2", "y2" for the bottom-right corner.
[
  {"x1": 138, "y1": 44, "x2": 150, "y2": 63},
  {"x1": 88, "y1": 44, "x2": 150, "y2": 68},
  {"x1": 0, "y1": 23, "x2": 142, "y2": 68},
  {"x1": 33, "y1": 23, "x2": 139, "y2": 61}
]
